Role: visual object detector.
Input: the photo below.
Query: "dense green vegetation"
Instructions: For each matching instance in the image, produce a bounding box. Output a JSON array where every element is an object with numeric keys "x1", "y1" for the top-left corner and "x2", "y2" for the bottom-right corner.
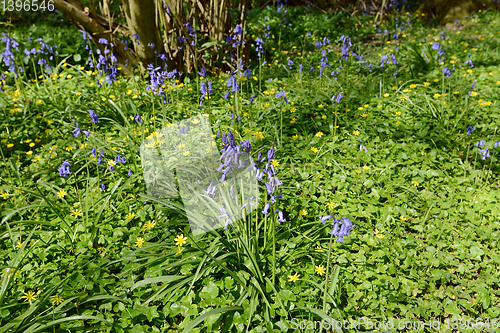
[{"x1": 1, "y1": 4, "x2": 500, "y2": 332}]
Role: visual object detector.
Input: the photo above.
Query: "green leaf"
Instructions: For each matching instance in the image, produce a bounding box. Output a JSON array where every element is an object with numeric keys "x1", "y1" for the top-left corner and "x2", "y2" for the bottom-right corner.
[{"x1": 181, "y1": 306, "x2": 243, "y2": 333}]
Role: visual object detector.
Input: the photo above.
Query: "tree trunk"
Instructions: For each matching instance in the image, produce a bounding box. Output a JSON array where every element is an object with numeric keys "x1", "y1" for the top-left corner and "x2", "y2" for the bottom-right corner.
[{"x1": 53, "y1": 0, "x2": 135, "y2": 75}]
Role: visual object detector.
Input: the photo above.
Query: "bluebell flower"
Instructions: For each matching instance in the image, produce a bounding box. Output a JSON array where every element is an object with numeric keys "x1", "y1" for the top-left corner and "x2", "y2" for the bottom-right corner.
[
  {"x1": 72, "y1": 122, "x2": 81, "y2": 137},
  {"x1": 443, "y1": 66, "x2": 453, "y2": 77},
  {"x1": 128, "y1": 169, "x2": 133, "y2": 175},
  {"x1": 262, "y1": 202, "x2": 270, "y2": 215},
  {"x1": 134, "y1": 114, "x2": 141, "y2": 123},
  {"x1": 480, "y1": 148, "x2": 490, "y2": 160},
  {"x1": 58, "y1": 160, "x2": 72, "y2": 177},
  {"x1": 469, "y1": 81, "x2": 475, "y2": 96},
  {"x1": 101, "y1": 184, "x2": 107, "y2": 191},
  {"x1": 466, "y1": 125, "x2": 474, "y2": 135},
  {"x1": 474, "y1": 140, "x2": 486, "y2": 147},
  {"x1": 91, "y1": 147, "x2": 96, "y2": 156},
  {"x1": 493, "y1": 141, "x2": 500, "y2": 148},
  {"x1": 276, "y1": 210, "x2": 286, "y2": 223},
  {"x1": 360, "y1": 145, "x2": 368, "y2": 152},
  {"x1": 319, "y1": 215, "x2": 332, "y2": 223},
  {"x1": 465, "y1": 55, "x2": 474, "y2": 68},
  {"x1": 89, "y1": 109, "x2": 99, "y2": 123},
  {"x1": 275, "y1": 90, "x2": 288, "y2": 104},
  {"x1": 250, "y1": 94, "x2": 257, "y2": 105},
  {"x1": 331, "y1": 92, "x2": 343, "y2": 103}
]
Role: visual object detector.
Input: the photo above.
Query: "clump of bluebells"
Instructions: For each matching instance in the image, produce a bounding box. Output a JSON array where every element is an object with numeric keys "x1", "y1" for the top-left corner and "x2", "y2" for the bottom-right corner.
[{"x1": 207, "y1": 131, "x2": 286, "y2": 228}]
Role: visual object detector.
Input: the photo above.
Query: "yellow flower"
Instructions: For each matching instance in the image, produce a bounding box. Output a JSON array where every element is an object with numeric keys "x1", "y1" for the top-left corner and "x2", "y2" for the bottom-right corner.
[
  {"x1": 292, "y1": 134, "x2": 298, "y2": 139},
  {"x1": 352, "y1": 130, "x2": 360, "y2": 136},
  {"x1": 175, "y1": 234, "x2": 187, "y2": 247},
  {"x1": 299, "y1": 210, "x2": 307, "y2": 216},
  {"x1": 318, "y1": 104, "x2": 323, "y2": 108},
  {"x1": 290, "y1": 118, "x2": 297, "y2": 124},
  {"x1": 470, "y1": 91, "x2": 478, "y2": 97},
  {"x1": 383, "y1": 93, "x2": 390, "y2": 97},
  {"x1": 321, "y1": 115, "x2": 327, "y2": 119},
  {"x1": 15, "y1": 241, "x2": 23, "y2": 249},
  {"x1": 26, "y1": 151, "x2": 33, "y2": 155},
  {"x1": 412, "y1": 180, "x2": 419, "y2": 186},
  {"x1": 271, "y1": 160, "x2": 279, "y2": 167},
  {"x1": 396, "y1": 111, "x2": 402, "y2": 116},
  {"x1": 56, "y1": 188, "x2": 67, "y2": 199},
  {"x1": 107, "y1": 160, "x2": 116, "y2": 168},
  {"x1": 409, "y1": 84, "x2": 417, "y2": 89},
  {"x1": 396, "y1": 121, "x2": 401, "y2": 125},
  {"x1": 355, "y1": 169, "x2": 361, "y2": 174},
  {"x1": 377, "y1": 105, "x2": 383, "y2": 108},
  {"x1": 433, "y1": 93, "x2": 441, "y2": 98},
  {"x1": 423, "y1": 82, "x2": 430, "y2": 86},
  {"x1": 51, "y1": 295, "x2": 64, "y2": 305},
  {"x1": 183, "y1": 151, "x2": 190, "y2": 156},
  {"x1": 315, "y1": 132, "x2": 324, "y2": 137},
  {"x1": 1, "y1": 191, "x2": 9, "y2": 199},
  {"x1": 326, "y1": 202, "x2": 335, "y2": 210},
  {"x1": 288, "y1": 272, "x2": 300, "y2": 282},
  {"x1": 315, "y1": 265, "x2": 326, "y2": 276},
  {"x1": 363, "y1": 165, "x2": 370, "y2": 170},
  {"x1": 376, "y1": 234, "x2": 385, "y2": 239},
  {"x1": 7, "y1": 143, "x2": 14, "y2": 148},
  {"x1": 126, "y1": 213, "x2": 135, "y2": 220},
  {"x1": 360, "y1": 113, "x2": 368, "y2": 117},
  {"x1": 143, "y1": 221, "x2": 156, "y2": 230},
  {"x1": 400, "y1": 215, "x2": 407, "y2": 221},
  {"x1": 497, "y1": 80, "x2": 500, "y2": 85},
  {"x1": 310, "y1": 147, "x2": 318, "y2": 153},
  {"x1": 358, "y1": 107, "x2": 363, "y2": 111},
  {"x1": 21, "y1": 291, "x2": 38, "y2": 305},
  {"x1": 135, "y1": 237, "x2": 145, "y2": 248},
  {"x1": 71, "y1": 210, "x2": 82, "y2": 217}
]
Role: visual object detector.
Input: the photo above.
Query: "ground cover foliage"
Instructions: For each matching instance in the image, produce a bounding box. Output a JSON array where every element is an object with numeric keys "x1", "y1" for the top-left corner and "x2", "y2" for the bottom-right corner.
[{"x1": 1, "y1": 4, "x2": 500, "y2": 333}]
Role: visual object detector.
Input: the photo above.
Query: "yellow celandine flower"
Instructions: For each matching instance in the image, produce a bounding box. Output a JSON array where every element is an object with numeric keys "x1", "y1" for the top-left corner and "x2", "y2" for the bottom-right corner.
[
  {"x1": 135, "y1": 237, "x2": 145, "y2": 248},
  {"x1": 470, "y1": 91, "x2": 478, "y2": 97},
  {"x1": 126, "y1": 213, "x2": 135, "y2": 220},
  {"x1": 288, "y1": 272, "x2": 300, "y2": 282},
  {"x1": 376, "y1": 234, "x2": 385, "y2": 239},
  {"x1": 377, "y1": 105, "x2": 383, "y2": 108},
  {"x1": 299, "y1": 210, "x2": 307, "y2": 216},
  {"x1": 107, "y1": 160, "x2": 116, "y2": 168},
  {"x1": 143, "y1": 221, "x2": 156, "y2": 230},
  {"x1": 290, "y1": 118, "x2": 297, "y2": 124},
  {"x1": 318, "y1": 104, "x2": 324, "y2": 108},
  {"x1": 7, "y1": 143, "x2": 14, "y2": 148},
  {"x1": 71, "y1": 210, "x2": 82, "y2": 217},
  {"x1": 400, "y1": 215, "x2": 407, "y2": 221},
  {"x1": 409, "y1": 84, "x2": 417, "y2": 89},
  {"x1": 360, "y1": 113, "x2": 368, "y2": 117},
  {"x1": 326, "y1": 202, "x2": 335, "y2": 210},
  {"x1": 271, "y1": 160, "x2": 279, "y2": 167},
  {"x1": 383, "y1": 93, "x2": 390, "y2": 97},
  {"x1": 396, "y1": 121, "x2": 401, "y2": 125},
  {"x1": 322, "y1": 115, "x2": 327, "y2": 119},
  {"x1": 292, "y1": 134, "x2": 298, "y2": 139},
  {"x1": 315, "y1": 132, "x2": 324, "y2": 137},
  {"x1": 358, "y1": 107, "x2": 364, "y2": 111},
  {"x1": 56, "y1": 189, "x2": 67, "y2": 198},
  {"x1": 355, "y1": 169, "x2": 361, "y2": 174},
  {"x1": 363, "y1": 165, "x2": 370, "y2": 171},
  {"x1": 412, "y1": 180, "x2": 419, "y2": 186},
  {"x1": 175, "y1": 234, "x2": 187, "y2": 247},
  {"x1": 183, "y1": 151, "x2": 190, "y2": 156},
  {"x1": 310, "y1": 147, "x2": 319, "y2": 153},
  {"x1": 21, "y1": 291, "x2": 38, "y2": 305},
  {"x1": 396, "y1": 111, "x2": 402, "y2": 116},
  {"x1": 51, "y1": 295, "x2": 64, "y2": 305},
  {"x1": 1, "y1": 191, "x2": 9, "y2": 199},
  {"x1": 315, "y1": 265, "x2": 326, "y2": 276},
  {"x1": 423, "y1": 82, "x2": 430, "y2": 86},
  {"x1": 352, "y1": 130, "x2": 360, "y2": 136},
  {"x1": 15, "y1": 241, "x2": 23, "y2": 249}
]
